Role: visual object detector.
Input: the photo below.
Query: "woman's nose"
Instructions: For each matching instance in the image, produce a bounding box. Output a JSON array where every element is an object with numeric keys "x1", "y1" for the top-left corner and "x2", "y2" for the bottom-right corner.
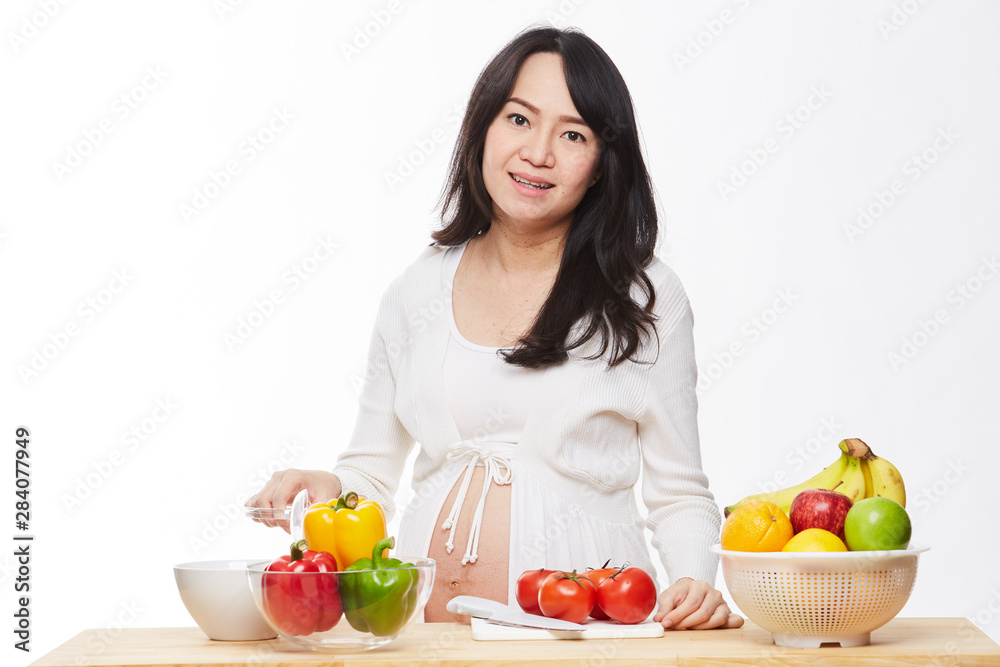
[{"x1": 518, "y1": 131, "x2": 555, "y2": 168}]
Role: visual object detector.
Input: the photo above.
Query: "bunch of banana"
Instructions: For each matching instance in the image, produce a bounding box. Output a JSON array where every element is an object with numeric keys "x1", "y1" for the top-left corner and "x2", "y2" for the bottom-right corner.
[{"x1": 724, "y1": 438, "x2": 906, "y2": 517}]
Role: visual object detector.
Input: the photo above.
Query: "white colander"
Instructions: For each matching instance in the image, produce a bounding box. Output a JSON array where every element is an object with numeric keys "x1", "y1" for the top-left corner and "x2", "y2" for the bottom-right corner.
[{"x1": 711, "y1": 544, "x2": 930, "y2": 648}]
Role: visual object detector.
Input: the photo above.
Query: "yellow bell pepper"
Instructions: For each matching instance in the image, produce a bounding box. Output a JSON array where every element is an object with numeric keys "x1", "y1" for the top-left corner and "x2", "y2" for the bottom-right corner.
[{"x1": 303, "y1": 491, "x2": 387, "y2": 569}]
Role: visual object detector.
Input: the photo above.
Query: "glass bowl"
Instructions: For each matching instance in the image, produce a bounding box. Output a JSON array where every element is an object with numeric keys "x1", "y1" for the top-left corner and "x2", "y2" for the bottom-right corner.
[
  {"x1": 711, "y1": 543, "x2": 929, "y2": 648},
  {"x1": 245, "y1": 557, "x2": 435, "y2": 651}
]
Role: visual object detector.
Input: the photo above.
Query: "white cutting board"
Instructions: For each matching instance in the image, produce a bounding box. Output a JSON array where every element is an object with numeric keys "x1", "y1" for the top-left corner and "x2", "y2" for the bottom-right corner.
[{"x1": 470, "y1": 617, "x2": 664, "y2": 641}]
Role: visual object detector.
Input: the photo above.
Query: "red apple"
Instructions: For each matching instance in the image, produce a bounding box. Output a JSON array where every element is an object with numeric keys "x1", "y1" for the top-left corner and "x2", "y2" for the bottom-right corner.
[{"x1": 789, "y1": 489, "x2": 853, "y2": 540}]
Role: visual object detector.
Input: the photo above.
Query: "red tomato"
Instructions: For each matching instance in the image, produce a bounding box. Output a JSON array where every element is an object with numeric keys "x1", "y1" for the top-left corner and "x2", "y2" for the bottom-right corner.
[
  {"x1": 583, "y1": 566, "x2": 620, "y2": 620},
  {"x1": 515, "y1": 568, "x2": 557, "y2": 615},
  {"x1": 538, "y1": 571, "x2": 596, "y2": 625},
  {"x1": 596, "y1": 567, "x2": 657, "y2": 624}
]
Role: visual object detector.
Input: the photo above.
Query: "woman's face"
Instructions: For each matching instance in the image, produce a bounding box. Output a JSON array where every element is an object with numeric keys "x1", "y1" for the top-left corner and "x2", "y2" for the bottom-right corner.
[{"x1": 482, "y1": 52, "x2": 602, "y2": 234}]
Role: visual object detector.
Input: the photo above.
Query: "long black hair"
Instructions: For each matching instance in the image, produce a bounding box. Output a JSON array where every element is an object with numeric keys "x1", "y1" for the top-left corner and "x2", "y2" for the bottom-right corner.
[{"x1": 434, "y1": 26, "x2": 659, "y2": 369}]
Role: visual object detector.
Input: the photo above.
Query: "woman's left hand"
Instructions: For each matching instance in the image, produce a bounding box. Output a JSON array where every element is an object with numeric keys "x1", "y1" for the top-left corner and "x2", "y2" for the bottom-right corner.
[{"x1": 652, "y1": 577, "x2": 744, "y2": 630}]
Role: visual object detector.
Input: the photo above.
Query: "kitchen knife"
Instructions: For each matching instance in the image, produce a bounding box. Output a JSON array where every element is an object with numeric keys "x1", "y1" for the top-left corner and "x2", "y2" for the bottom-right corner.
[{"x1": 446, "y1": 596, "x2": 586, "y2": 632}]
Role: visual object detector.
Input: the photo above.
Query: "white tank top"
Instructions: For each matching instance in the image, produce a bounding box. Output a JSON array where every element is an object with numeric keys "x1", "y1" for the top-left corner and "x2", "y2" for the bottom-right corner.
[{"x1": 442, "y1": 243, "x2": 543, "y2": 444}]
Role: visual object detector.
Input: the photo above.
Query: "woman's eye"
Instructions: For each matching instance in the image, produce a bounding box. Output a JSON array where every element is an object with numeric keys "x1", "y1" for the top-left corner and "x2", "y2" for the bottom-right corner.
[
  {"x1": 563, "y1": 130, "x2": 586, "y2": 143},
  {"x1": 507, "y1": 113, "x2": 528, "y2": 126}
]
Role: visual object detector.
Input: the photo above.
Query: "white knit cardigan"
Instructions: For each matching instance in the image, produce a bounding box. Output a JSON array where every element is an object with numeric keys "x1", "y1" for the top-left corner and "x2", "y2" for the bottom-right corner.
[{"x1": 333, "y1": 244, "x2": 722, "y2": 603}]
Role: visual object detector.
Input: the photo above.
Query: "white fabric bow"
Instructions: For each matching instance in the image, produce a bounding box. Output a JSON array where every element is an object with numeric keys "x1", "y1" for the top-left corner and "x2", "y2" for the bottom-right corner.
[{"x1": 440, "y1": 440, "x2": 514, "y2": 565}]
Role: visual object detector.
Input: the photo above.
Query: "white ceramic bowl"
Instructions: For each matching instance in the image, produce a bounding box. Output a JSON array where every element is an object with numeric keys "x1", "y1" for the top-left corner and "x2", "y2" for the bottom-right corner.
[{"x1": 174, "y1": 559, "x2": 278, "y2": 641}]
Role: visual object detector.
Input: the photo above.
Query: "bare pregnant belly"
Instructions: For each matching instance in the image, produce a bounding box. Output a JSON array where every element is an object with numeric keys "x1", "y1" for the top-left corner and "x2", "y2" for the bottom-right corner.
[{"x1": 424, "y1": 465, "x2": 510, "y2": 623}]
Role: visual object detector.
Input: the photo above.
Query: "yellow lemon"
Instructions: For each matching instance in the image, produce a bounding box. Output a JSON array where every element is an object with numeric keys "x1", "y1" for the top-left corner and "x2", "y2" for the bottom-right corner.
[{"x1": 781, "y1": 528, "x2": 848, "y2": 552}]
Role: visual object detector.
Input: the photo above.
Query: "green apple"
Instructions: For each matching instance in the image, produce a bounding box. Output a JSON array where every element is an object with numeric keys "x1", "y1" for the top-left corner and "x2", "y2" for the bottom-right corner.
[{"x1": 843, "y1": 497, "x2": 911, "y2": 551}]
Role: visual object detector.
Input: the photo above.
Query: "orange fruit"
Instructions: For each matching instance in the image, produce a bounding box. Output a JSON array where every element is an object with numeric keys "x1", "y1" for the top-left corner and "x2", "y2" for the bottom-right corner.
[
  {"x1": 720, "y1": 501, "x2": 794, "y2": 551},
  {"x1": 781, "y1": 528, "x2": 848, "y2": 552}
]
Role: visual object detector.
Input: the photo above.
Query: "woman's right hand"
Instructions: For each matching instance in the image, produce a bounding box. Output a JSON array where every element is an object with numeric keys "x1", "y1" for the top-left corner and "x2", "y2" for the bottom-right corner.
[{"x1": 246, "y1": 469, "x2": 342, "y2": 533}]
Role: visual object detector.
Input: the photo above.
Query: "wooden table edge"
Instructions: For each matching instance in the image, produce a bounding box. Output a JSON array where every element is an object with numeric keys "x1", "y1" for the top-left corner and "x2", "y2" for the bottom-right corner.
[{"x1": 27, "y1": 617, "x2": 1000, "y2": 667}]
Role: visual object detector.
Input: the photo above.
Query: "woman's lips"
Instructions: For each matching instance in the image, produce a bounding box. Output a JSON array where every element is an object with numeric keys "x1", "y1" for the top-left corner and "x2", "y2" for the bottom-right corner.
[{"x1": 510, "y1": 172, "x2": 554, "y2": 195}]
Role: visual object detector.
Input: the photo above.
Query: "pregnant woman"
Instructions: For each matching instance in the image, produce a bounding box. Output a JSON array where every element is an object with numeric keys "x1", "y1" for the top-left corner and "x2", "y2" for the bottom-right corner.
[{"x1": 249, "y1": 26, "x2": 742, "y2": 631}]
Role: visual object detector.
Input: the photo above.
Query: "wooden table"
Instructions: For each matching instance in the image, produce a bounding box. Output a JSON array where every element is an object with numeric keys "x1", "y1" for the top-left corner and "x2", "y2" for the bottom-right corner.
[{"x1": 30, "y1": 618, "x2": 1000, "y2": 666}]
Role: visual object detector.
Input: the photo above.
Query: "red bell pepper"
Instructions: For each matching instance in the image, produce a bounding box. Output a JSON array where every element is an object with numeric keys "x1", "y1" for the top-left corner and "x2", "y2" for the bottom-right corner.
[{"x1": 262, "y1": 540, "x2": 342, "y2": 636}]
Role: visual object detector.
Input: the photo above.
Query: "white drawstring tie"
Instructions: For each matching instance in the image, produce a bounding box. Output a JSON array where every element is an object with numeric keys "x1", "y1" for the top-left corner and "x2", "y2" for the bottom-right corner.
[{"x1": 440, "y1": 440, "x2": 513, "y2": 565}]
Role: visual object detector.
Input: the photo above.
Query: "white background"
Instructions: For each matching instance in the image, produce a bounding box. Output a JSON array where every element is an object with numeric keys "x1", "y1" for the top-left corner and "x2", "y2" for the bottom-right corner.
[{"x1": 3, "y1": 0, "x2": 999, "y2": 663}]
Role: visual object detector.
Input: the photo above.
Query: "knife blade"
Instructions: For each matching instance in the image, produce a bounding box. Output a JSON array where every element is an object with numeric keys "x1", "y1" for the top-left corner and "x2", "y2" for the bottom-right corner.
[{"x1": 446, "y1": 596, "x2": 586, "y2": 632}]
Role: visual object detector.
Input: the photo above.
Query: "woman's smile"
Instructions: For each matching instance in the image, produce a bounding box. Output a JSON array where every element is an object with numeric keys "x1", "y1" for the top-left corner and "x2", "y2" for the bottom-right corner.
[{"x1": 509, "y1": 171, "x2": 555, "y2": 194}]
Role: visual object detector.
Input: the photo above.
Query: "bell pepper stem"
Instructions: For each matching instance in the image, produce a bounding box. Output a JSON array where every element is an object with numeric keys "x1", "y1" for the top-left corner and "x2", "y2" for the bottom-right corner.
[
  {"x1": 371, "y1": 536, "x2": 395, "y2": 568},
  {"x1": 334, "y1": 491, "x2": 360, "y2": 511},
  {"x1": 289, "y1": 539, "x2": 308, "y2": 562}
]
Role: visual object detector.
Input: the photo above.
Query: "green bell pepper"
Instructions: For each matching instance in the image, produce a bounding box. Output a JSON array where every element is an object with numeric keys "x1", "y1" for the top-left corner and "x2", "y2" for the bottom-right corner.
[{"x1": 340, "y1": 536, "x2": 418, "y2": 636}]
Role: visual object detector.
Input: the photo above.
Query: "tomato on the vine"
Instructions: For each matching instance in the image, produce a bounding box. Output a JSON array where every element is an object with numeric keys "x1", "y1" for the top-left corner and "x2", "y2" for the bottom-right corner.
[
  {"x1": 538, "y1": 570, "x2": 596, "y2": 624},
  {"x1": 583, "y1": 560, "x2": 619, "y2": 620},
  {"x1": 596, "y1": 567, "x2": 657, "y2": 624},
  {"x1": 515, "y1": 568, "x2": 557, "y2": 615}
]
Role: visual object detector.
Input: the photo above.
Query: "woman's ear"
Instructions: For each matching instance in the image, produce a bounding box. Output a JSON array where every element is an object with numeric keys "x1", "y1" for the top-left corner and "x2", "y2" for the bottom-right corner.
[{"x1": 589, "y1": 170, "x2": 602, "y2": 187}]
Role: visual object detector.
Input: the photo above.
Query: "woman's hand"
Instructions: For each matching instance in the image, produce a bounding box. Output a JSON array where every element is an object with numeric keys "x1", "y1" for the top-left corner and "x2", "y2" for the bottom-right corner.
[
  {"x1": 246, "y1": 469, "x2": 342, "y2": 532},
  {"x1": 653, "y1": 577, "x2": 744, "y2": 630}
]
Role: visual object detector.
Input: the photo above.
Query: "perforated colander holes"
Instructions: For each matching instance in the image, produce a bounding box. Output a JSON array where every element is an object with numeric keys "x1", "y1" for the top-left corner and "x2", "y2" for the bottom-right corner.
[
  {"x1": 781, "y1": 571, "x2": 880, "y2": 631},
  {"x1": 743, "y1": 571, "x2": 788, "y2": 627},
  {"x1": 746, "y1": 571, "x2": 787, "y2": 609},
  {"x1": 852, "y1": 570, "x2": 905, "y2": 619}
]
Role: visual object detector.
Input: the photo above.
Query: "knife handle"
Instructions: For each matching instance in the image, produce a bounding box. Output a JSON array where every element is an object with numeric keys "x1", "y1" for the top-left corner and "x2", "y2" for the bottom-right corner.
[{"x1": 446, "y1": 595, "x2": 498, "y2": 618}]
